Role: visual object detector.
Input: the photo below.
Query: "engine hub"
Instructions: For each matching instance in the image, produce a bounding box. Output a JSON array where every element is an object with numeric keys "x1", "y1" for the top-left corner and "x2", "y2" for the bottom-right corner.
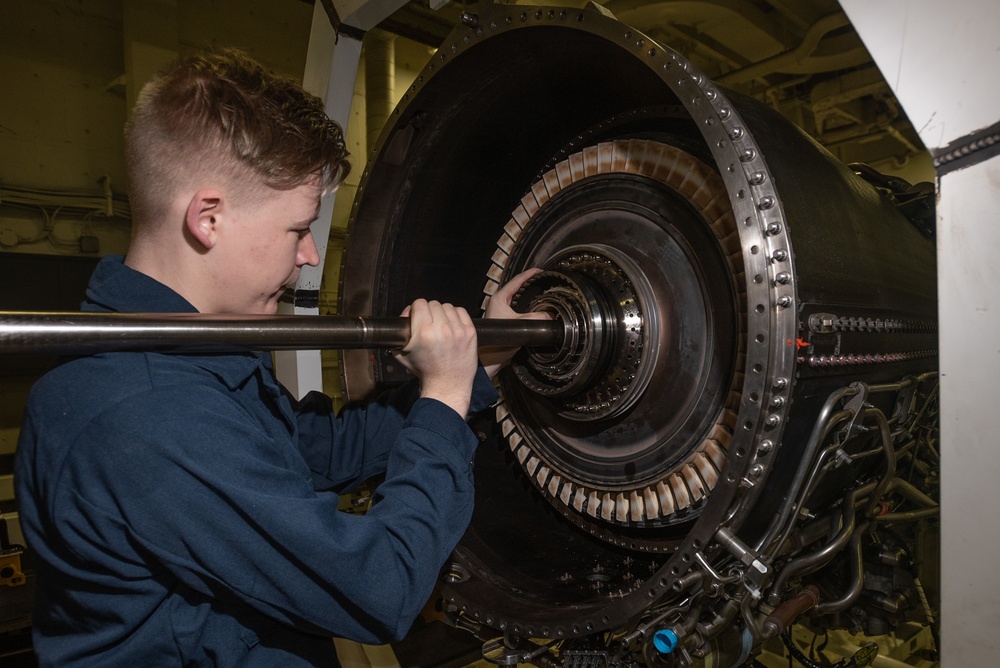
[{"x1": 510, "y1": 246, "x2": 652, "y2": 421}]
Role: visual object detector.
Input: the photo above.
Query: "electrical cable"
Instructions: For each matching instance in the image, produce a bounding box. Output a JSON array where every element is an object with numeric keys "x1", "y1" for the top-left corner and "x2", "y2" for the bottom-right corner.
[{"x1": 781, "y1": 630, "x2": 844, "y2": 668}]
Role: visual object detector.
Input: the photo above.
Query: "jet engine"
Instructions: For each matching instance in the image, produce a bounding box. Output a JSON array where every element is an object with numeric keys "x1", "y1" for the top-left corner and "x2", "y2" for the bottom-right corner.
[{"x1": 339, "y1": 4, "x2": 939, "y2": 666}]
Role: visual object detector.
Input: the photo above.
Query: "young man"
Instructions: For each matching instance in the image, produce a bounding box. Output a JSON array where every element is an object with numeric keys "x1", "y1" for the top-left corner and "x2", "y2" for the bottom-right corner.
[{"x1": 15, "y1": 48, "x2": 539, "y2": 666}]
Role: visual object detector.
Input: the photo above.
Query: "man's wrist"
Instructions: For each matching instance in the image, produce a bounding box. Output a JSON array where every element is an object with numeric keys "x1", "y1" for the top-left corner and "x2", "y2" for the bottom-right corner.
[{"x1": 420, "y1": 383, "x2": 473, "y2": 418}]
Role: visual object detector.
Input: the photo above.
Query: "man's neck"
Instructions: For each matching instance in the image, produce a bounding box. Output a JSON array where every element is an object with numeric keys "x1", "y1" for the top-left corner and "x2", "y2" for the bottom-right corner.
[{"x1": 125, "y1": 241, "x2": 209, "y2": 313}]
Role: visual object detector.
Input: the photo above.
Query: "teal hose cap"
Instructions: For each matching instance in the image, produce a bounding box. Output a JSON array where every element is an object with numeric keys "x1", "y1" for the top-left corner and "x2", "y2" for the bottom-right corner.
[{"x1": 652, "y1": 629, "x2": 679, "y2": 654}]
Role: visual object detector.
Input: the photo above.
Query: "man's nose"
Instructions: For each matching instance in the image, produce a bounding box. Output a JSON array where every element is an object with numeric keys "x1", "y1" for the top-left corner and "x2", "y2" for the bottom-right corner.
[{"x1": 298, "y1": 231, "x2": 320, "y2": 267}]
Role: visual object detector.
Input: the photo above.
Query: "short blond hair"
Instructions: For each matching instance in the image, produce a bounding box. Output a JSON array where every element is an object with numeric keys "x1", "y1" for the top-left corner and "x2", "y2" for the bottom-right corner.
[{"x1": 125, "y1": 48, "x2": 350, "y2": 225}]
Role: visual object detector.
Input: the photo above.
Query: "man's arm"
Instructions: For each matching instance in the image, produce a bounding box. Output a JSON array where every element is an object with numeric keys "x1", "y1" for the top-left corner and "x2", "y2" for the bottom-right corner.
[
  {"x1": 293, "y1": 298, "x2": 494, "y2": 492},
  {"x1": 391, "y1": 298, "x2": 479, "y2": 415},
  {"x1": 296, "y1": 275, "x2": 546, "y2": 490},
  {"x1": 64, "y1": 383, "x2": 479, "y2": 645}
]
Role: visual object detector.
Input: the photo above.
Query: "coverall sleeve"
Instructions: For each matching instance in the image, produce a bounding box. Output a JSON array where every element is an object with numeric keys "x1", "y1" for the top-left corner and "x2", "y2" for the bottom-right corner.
[
  {"x1": 66, "y1": 383, "x2": 487, "y2": 644},
  {"x1": 293, "y1": 366, "x2": 498, "y2": 492}
]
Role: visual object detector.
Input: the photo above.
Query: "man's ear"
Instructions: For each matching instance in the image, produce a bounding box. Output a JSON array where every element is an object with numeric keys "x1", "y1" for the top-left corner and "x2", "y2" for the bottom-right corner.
[{"x1": 185, "y1": 190, "x2": 223, "y2": 250}]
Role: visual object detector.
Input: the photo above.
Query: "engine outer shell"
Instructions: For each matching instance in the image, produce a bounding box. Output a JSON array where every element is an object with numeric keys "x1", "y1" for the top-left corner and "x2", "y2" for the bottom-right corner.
[{"x1": 338, "y1": 3, "x2": 937, "y2": 640}]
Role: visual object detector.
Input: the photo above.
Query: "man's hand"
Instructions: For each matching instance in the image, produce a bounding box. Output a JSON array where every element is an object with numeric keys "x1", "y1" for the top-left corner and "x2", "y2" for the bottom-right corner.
[
  {"x1": 481, "y1": 269, "x2": 553, "y2": 379},
  {"x1": 393, "y1": 299, "x2": 478, "y2": 417}
]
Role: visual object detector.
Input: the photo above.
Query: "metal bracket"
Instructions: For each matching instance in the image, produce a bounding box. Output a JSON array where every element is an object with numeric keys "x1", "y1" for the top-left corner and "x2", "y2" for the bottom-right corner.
[
  {"x1": 932, "y1": 119, "x2": 1000, "y2": 176},
  {"x1": 891, "y1": 376, "x2": 920, "y2": 428},
  {"x1": 837, "y1": 381, "x2": 870, "y2": 444},
  {"x1": 715, "y1": 527, "x2": 769, "y2": 589}
]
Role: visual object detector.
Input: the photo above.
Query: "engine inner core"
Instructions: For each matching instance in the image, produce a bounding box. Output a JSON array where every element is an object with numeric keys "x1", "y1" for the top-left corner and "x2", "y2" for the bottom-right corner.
[
  {"x1": 509, "y1": 247, "x2": 652, "y2": 421},
  {"x1": 486, "y1": 139, "x2": 745, "y2": 545}
]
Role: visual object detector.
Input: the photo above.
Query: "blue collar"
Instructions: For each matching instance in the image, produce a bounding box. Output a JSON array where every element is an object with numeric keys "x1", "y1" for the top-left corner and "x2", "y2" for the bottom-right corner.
[{"x1": 84, "y1": 255, "x2": 199, "y2": 314}]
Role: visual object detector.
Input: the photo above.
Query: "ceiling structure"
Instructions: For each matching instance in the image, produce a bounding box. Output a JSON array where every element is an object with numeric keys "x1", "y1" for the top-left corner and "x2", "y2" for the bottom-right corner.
[{"x1": 376, "y1": 0, "x2": 929, "y2": 179}]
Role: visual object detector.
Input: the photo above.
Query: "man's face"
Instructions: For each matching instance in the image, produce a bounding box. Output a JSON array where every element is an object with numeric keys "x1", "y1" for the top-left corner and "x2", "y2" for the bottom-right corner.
[{"x1": 214, "y1": 180, "x2": 323, "y2": 314}]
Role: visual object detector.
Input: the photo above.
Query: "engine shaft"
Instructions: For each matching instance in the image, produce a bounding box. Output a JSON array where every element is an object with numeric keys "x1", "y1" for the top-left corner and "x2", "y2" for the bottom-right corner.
[{"x1": 0, "y1": 312, "x2": 565, "y2": 356}]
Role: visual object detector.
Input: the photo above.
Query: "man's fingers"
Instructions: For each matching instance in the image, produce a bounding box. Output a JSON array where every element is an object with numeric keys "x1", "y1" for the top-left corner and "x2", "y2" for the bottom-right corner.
[
  {"x1": 521, "y1": 310, "x2": 554, "y2": 320},
  {"x1": 403, "y1": 299, "x2": 477, "y2": 352},
  {"x1": 455, "y1": 305, "x2": 474, "y2": 327},
  {"x1": 401, "y1": 299, "x2": 429, "y2": 352},
  {"x1": 495, "y1": 268, "x2": 542, "y2": 304},
  {"x1": 487, "y1": 268, "x2": 546, "y2": 320}
]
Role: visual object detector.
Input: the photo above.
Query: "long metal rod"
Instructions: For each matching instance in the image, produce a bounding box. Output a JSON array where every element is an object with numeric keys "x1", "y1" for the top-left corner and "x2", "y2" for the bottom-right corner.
[{"x1": 0, "y1": 312, "x2": 565, "y2": 356}]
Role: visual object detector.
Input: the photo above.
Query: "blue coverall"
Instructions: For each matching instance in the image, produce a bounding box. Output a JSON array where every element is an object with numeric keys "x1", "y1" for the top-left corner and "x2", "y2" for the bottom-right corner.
[{"x1": 15, "y1": 255, "x2": 497, "y2": 666}]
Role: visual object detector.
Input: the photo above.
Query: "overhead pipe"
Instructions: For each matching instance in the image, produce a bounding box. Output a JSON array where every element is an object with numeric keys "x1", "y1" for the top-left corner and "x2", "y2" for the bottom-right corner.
[
  {"x1": 365, "y1": 29, "x2": 396, "y2": 154},
  {"x1": 717, "y1": 12, "x2": 853, "y2": 86}
]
